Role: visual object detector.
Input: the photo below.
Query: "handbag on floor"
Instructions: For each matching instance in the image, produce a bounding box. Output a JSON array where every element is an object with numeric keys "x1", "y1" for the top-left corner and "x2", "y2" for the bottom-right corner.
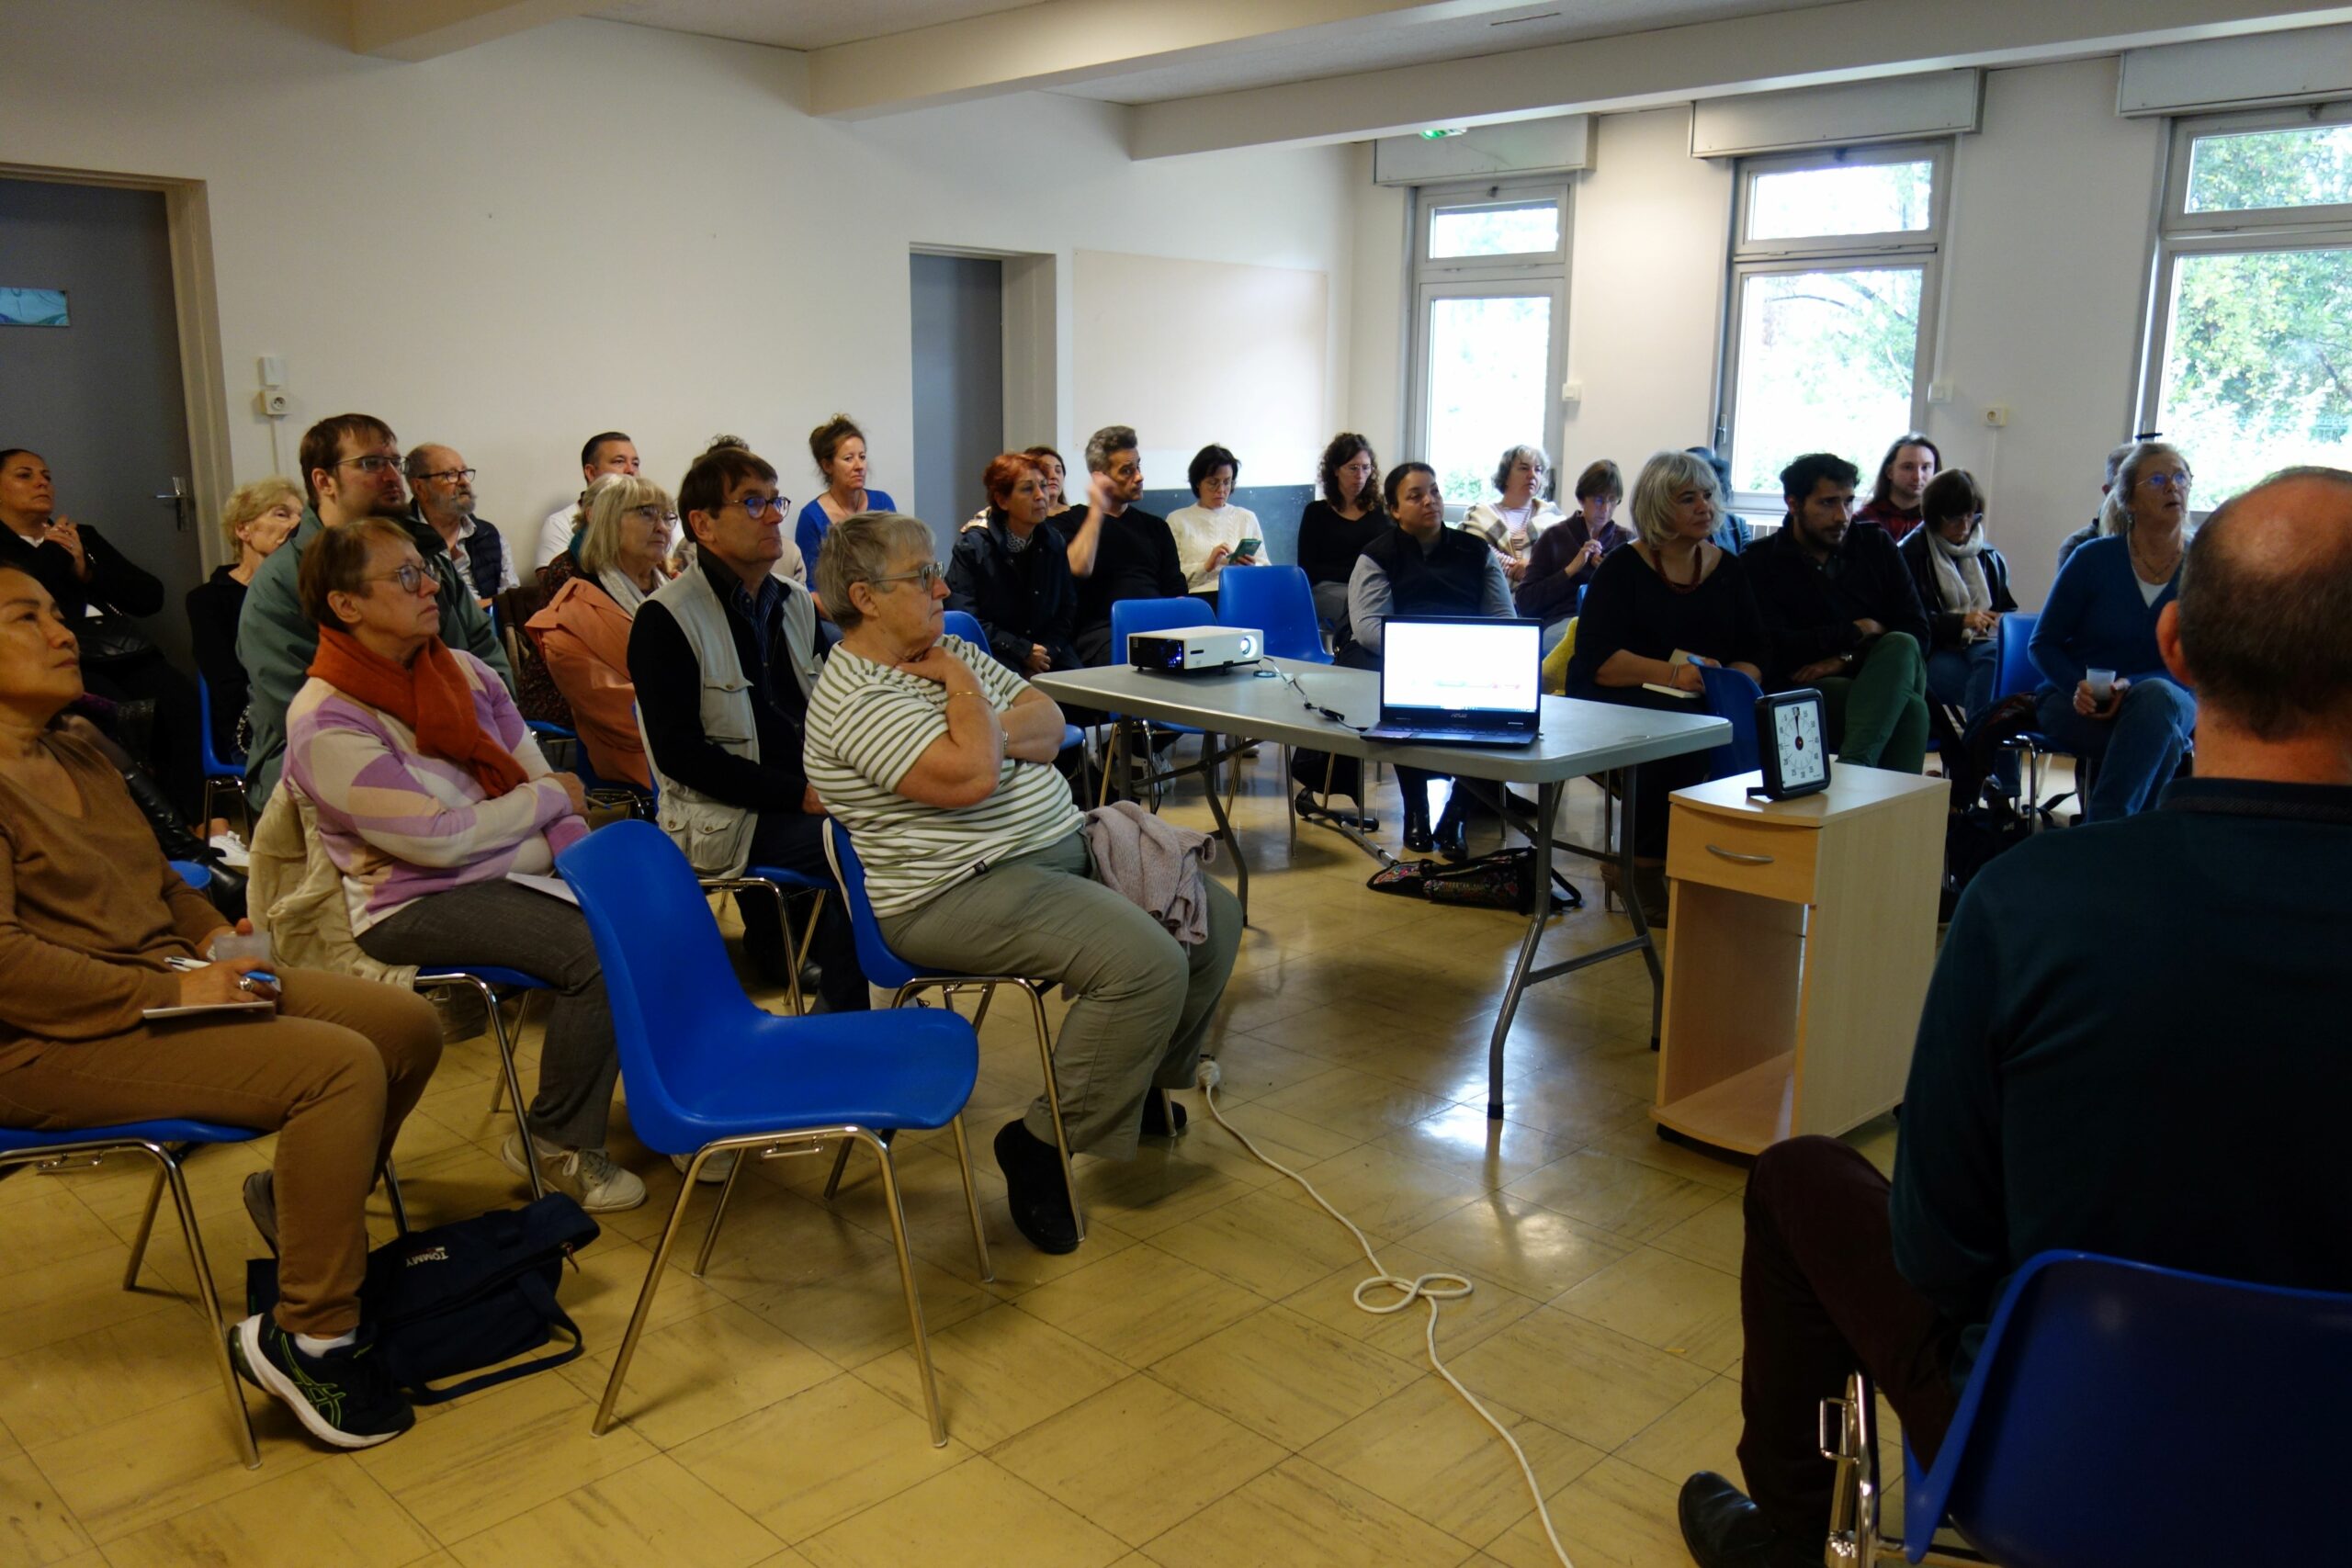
[
  {"x1": 1367, "y1": 847, "x2": 1575, "y2": 915},
  {"x1": 246, "y1": 1191, "x2": 599, "y2": 1404}
]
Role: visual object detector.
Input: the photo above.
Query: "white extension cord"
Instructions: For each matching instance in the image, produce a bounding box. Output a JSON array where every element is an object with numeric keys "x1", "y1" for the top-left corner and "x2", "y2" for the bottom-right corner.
[{"x1": 1193, "y1": 1057, "x2": 1576, "y2": 1567}]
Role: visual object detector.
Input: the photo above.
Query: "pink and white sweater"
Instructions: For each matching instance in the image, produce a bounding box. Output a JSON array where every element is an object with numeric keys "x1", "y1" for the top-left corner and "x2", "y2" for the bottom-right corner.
[{"x1": 283, "y1": 650, "x2": 587, "y2": 934}]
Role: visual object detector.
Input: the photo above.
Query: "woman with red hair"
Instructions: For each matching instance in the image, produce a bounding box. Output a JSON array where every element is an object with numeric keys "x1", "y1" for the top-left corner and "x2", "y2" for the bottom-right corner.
[{"x1": 946, "y1": 452, "x2": 1080, "y2": 676}]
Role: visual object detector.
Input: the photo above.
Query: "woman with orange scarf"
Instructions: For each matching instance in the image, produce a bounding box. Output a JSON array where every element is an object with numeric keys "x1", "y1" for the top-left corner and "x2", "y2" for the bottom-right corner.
[{"x1": 283, "y1": 519, "x2": 644, "y2": 1213}]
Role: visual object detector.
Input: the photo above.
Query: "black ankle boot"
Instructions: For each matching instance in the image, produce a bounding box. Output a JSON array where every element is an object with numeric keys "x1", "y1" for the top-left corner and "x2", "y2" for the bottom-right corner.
[
  {"x1": 1402, "y1": 791, "x2": 1433, "y2": 853},
  {"x1": 1432, "y1": 796, "x2": 1470, "y2": 862}
]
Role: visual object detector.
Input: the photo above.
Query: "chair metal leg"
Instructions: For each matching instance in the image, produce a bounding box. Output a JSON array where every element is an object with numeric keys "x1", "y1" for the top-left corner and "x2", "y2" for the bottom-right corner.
[
  {"x1": 482, "y1": 991, "x2": 534, "y2": 1113},
  {"x1": 820, "y1": 1136, "x2": 856, "y2": 1201},
  {"x1": 595, "y1": 1145, "x2": 708, "y2": 1437},
  {"x1": 124, "y1": 1160, "x2": 170, "y2": 1289},
  {"x1": 381, "y1": 1157, "x2": 410, "y2": 1235},
  {"x1": 947, "y1": 1115, "x2": 993, "y2": 1282},
  {"x1": 481, "y1": 984, "x2": 545, "y2": 1201},
  {"x1": 144, "y1": 1144, "x2": 261, "y2": 1469},
  {"x1": 693, "y1": 1145, "x2": 749, "y2": 1278},
  {"x1": 868, "y1": 1131, "x2": 949, "y2": 1447},
  {"x1": 1023, "y1": 981, "x2": 1086, "y2": 1243}
]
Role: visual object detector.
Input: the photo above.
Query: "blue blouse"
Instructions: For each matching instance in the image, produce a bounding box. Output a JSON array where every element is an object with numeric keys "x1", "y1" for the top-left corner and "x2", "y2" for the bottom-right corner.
[
  {"x1": 796, "y1": 490, "x2": 895, "y2": 575},
  {"x1": 2028, "y1": 535, "x2": 2178, "y2": 694}
]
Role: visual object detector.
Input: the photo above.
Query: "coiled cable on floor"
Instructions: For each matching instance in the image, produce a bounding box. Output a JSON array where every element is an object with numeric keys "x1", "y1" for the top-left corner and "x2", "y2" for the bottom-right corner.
[{"x1": 1194, "y1": 1058, "x2": 1575, "y2": 1567}]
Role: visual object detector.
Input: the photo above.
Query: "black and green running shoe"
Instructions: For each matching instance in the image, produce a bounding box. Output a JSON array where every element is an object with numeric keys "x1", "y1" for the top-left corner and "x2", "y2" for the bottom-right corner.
[{"x1": 229, "y1": 1314, "x2": 415, "y2": 1450}]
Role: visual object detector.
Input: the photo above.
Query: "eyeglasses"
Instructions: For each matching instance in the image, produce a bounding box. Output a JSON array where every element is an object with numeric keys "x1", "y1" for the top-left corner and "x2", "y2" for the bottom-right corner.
[
  {"x1": 624, "y1": 505, "x2": 679, "y2": 526},
  {"x1": 726, "y1": 493, "x2": 793, "y2": 522},
  {"x1": 865, "y1": 562, "x2": 947, "y2": 592},
  {"x1": 2140, "y1": 472, "x2": 2193, "y2": 491},
  {"x1": 366, "y1": 563, "x2": 435, "y2": 595},
  {"x1": 416, "y1": 467, "x2": 477, "y2": 485},
  {"x1": 338, "y1": 454, "x2": 403, "y2": 476}
]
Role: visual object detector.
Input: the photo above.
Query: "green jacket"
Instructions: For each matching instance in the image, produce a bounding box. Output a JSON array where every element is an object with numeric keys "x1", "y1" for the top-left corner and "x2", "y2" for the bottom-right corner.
[{"x1": 236, "y1": 507, "x2": 514, "y2": 808}]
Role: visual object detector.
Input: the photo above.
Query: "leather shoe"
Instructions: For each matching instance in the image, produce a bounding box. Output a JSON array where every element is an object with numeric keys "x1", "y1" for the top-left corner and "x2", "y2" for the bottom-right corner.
[
  {"x1": 1432, "y1": 805, "x2": 1469, "y2": 862},
  {"x1": 992, "y1": 1119, "x2": 1079, "y2": 1254},
  {"x1": 1677, "y1": 1472, "x2": 1817, "y2": 1568},
  {"x1": 1140, "y1": 1090, "x2": 1187, "y2": 1138}
]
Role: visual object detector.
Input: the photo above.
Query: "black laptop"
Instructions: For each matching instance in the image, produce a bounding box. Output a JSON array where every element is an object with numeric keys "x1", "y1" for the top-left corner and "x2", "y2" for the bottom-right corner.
[{"x1": 1361, "y1": 615, "x2": 1543, "y2": 747}]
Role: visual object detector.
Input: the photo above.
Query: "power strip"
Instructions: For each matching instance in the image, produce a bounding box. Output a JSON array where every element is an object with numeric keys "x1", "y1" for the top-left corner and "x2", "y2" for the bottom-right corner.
[{"x1": 1193, "y1": 1058, "x2": 1575, "y2": 1567}]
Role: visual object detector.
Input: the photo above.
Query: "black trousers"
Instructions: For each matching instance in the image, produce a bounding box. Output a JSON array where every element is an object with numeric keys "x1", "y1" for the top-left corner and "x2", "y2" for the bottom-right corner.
[
  {"x1": 86, "y1": 652, "x2": 203, "y2": 824},
  {"x1": 745, "y1": 810, "x2": 870, "y2": 1012}
]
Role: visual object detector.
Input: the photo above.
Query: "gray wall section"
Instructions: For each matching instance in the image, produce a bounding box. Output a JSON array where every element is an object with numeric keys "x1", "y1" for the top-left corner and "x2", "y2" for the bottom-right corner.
[
  {"x1": 1138, "y1": 483, "x2": 1317, "y2": 570},
  {"x1": 909, "y1": 253, "x2": 1003, "y2": 557},
  {"x1": 0, "y1": 177, "x2": 198, "y2": 670}
]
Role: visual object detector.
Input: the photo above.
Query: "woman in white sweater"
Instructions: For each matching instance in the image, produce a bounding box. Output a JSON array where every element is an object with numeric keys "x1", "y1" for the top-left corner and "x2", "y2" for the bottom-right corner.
[{"x1": 1165, "y1": 444, "x2": 1262, "y2": 606}]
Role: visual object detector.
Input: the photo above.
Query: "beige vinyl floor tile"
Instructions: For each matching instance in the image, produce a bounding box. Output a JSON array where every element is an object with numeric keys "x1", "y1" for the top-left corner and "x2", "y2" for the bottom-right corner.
[
  {"x1": 0, "y1": 1313, "x2": 221, "y2": 1446},
  {"x1": 1502, "y1": 1147, "x2": 1725, "y2": 1245},
  {"x1": 26, "y1": 1383, "x2": 323, "y2": 1543},
  {"x1": 1148, "y1": 1304, "x2": 1422, "y2": 1450},
  {"x1": 446, "y1": 1453, "x2": 783, "y2": 1568},
  {"x1": 1373, "y1": 1105, "x2": 1590, "y2": 1193},
  {"x1": 1646, "y1": 1190, "x2": 1747, "y2": 1275},
  {"x1": 851, "y1": 1303, "x2": 1130, "y2": 1451},
  {"x1": 1300, "y1": 1377, "x2": 1605, "y2": 1548},
  {"x1": 1396, "y1": 1190, "x2": 1636, "y2": 1303},
  {"x1": 1555, "y1": 1245, "x2": 1746, "y2": 1371},
  {"x1": 1278, "y1": 1238, "x2": 1544, "y2": 1365},
  {"x1": 562, "y1": 1301, "x2": 838, "y2": 1450},
  {"x1": 673, "y1": 1372, "x2": 971, "y2": 1543},
  {"x1": 1010, "y1": 1242, "x2": 1270, "y2": 1368},
  {"x1": 1138, "y1": 1456, "x2": 1479, "y2": 1568},
  {"x1": 97, "y1": 1460, "x2": 434, "y2": 1568},
  {"x1": 1249, "y1": 1066, "x2": 1460, "y2": 1144},
  {"x1": 1271, "y1": 1141, "x2": 1493, "y2": 1237},
  {"x1": 1613, "y1": 1373, "x2": 1744, "y2": 1486},
  {"x1": 1481, "y1": 1456, "x2": 1693, "y2": 1568},
  {"x1": 0, "y1": 1450, "x2": 92, "y2": 1567},
  {"x1": 989, "y1": 1373, "x2": 1287, "y2": 1548},
  {"x1": 1148, "y1": 1187, "x2": 1387, "y2": 1302},
  {"x1": 797, "y1": 1457, "x2": 1126, "y2": 1568},
  {"x1": 1450, "y1": 1307, "x2": 1713, "y2": 1452}
]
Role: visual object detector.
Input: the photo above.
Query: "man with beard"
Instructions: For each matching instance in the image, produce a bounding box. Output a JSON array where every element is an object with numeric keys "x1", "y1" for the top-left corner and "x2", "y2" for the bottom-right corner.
[
  {"x1": 237, "y1": 413, "x2": 512, "y2": 807},
  {"x1": 1052, "y1": 424, "x2": 1184, "y2": 667},
  {"x1": 1744, "y1": 451, "x2": 1931, "y2": 773},
  {"x1": 404, "y1": 445, "x2": 515, "y2": 606}
]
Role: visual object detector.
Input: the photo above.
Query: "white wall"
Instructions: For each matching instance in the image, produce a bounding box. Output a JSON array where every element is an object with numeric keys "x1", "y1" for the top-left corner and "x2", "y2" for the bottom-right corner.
[{"x1": 0, "y1": 0, "x2": 1354, "y2": 553}]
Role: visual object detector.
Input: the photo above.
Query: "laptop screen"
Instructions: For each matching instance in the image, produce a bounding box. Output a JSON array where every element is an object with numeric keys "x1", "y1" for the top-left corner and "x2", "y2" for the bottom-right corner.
[{"x1": 1380, "y1": 617, "x2": 1542, "y2": 717}]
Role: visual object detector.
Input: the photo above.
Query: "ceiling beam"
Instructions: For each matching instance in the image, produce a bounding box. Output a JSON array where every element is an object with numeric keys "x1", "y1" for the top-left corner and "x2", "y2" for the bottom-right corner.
[
  {"x1": 349, "y1": 0, "x2": 603, "y2": 62},
  {"x1": 806, "y1": 0, "x2": 1538, "y2": 118},
  {"x1": 1128, "y1": 0, "x2": 2352, "y2": 156}
]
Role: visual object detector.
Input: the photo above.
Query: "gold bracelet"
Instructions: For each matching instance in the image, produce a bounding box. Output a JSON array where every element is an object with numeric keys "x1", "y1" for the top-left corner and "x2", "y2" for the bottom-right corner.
[{"x1": 946, "y1": 690, "x2": 989, "y2": 705}]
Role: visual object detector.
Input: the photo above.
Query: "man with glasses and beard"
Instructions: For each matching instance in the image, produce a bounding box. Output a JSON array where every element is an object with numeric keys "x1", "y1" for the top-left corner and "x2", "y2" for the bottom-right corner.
[
  {"x1": 405, "y1": 445, "x2": 516, "y2": 607},
  {"x1": 237, "y1": 413, "x2": 512, "y2": 808}
]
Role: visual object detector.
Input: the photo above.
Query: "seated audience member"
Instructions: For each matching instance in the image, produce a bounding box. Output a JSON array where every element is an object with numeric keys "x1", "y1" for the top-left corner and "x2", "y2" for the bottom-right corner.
[
  {"x1": 2055, "y1": 439, "x2": 2139, "y2": 572},
  {"x1": 1853, "y1": 433, "x2": 1940, "y2": 542},
  {"x1": 626, "y1": 443, "x2": 867, "y2": 1010},
  {"x1": 284, "y1": 518, "x2": 639, "y2": 1212},
  {"x1": 1296, "y1": 433, "x2": 1385, "y2": 635},
  {"x1": 948, "y1": 452, "x2": 1081, "y2": 676},
  {"x1": 1026, "y1": 446, "x2": 1070, "y2": 513},
  {"x1": 2028, "y1": 440, "x2": 2199, "y2": 820},
  {"x1": 1517, "y1": 457, "x2": 1626, "y2": 624},
  {"x1": 0, "y1": 561, "x2": 444, "y2": 1449},
  {"x1": 1686, "y1": 446, "x2": 1755, "y2": 555},
  {"x1": 525, "y1": 474, "x2": 673, "y2": 790},
  {"x1": 1167, "y1": 444, "x2": 1263, "y2": 605},
  {"x1": 1052, "y1": 425, "x2": 1184, "y2": 667},
  {"x1": 1461, "y1": 444, "x2": 1566, "y2": 581},
  {"x1": 187, "y1": 477, "x2": 303, "y2": 761},
  {"x1": 795, "y1": 413, "x2": 896, "y2": 577},
  {"x1": 1899, "y1": 468, "x2": 2017, "y2": 724},
  {"x1": 406, "y1": 446, "x2": 515, "y2": 607},
  {"x1": 0, "y1": 446, "x2": 202, "y2": 821},
  {"x1": 1747, "y1": 452, "x2": 1931, "y2": 774},
  {"x1": 1566, "y1": 450, "x2": 1769, "y2": 921},
  {"x1": 537, "y1": 431, "x2": 639, "y2": 574},
  {"x1": 804, "y1": 512, "x2": 1242, "y2": 1254},
  {"x1": 1679, "y1": 466, "x2": 2352, "y2": 1568},
  {"x1": 239, "y1": 413, "x2": 512, "y2": 811},
  {"x1": 1345, "y1": 461, "x2": 1514, "y2": 858}
]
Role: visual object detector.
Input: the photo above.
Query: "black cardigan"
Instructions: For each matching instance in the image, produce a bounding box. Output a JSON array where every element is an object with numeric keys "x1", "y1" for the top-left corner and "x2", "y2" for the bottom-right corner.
[
  {"x1": 1897, "y1": 528, "x2": 2018, "y2": 653},
  {"x1": 0, "y1": 523, "x2": 164, "y2": 623},
  {"x1": 947, "y1": 512, "x2": 1081, "y2": 673}
]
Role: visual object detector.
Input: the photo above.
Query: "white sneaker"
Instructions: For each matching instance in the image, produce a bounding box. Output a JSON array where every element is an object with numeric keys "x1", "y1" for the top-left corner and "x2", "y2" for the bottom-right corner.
[
  {"x1": 672, "y1": 1150, "x2": 740, "y2": 1185},
  {"x1": 503, "y1": 1132, "x2": 647, "y2": 1212}
]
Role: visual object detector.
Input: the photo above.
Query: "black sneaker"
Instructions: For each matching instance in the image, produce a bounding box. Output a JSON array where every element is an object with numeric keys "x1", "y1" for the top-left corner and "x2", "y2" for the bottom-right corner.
[
  {"x1": 1140, "y1": 1091, "x2": 1188, "y2": 1139},
  {"x1": 992, "y1": 1119, "x2": 1079, "y2": 1255},
  {"x1": 229, "y1": 1314, "x2": 415, "y2": 1450}
]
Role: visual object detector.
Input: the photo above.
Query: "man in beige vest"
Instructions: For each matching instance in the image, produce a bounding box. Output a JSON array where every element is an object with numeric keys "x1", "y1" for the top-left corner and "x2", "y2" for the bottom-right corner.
[{"x1": 626, "y1": 443, "x2": 867, "y2": 1012}]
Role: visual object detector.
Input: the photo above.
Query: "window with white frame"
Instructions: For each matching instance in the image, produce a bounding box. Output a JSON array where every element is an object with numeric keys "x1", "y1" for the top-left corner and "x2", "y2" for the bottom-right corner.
[
  {"x1": 1717, "y1": 143, "x2": 1948, "y2": 509},
  {"x1": 1408, "y1": 180, "x2": 1570, "y2": 511},
  {"x1": 2142, "y1": 104, "x2": 2352, "y2": 502}
]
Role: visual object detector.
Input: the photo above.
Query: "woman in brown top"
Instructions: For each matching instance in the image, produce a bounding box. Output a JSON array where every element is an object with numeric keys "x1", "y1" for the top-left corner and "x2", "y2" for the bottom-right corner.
[{"x1": 0, "y1": 564, "x2": 441, "y2": 1452}]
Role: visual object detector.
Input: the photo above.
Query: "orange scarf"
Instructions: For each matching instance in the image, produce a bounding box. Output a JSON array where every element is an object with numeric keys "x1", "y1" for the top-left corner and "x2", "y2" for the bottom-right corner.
[{"x1": 310, "y1": 626, "x2": 529, "y2": 799}]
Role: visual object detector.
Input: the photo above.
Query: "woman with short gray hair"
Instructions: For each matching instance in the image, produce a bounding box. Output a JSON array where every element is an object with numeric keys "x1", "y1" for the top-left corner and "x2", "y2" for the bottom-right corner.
[
  {"x1": 524, "y1": 474, "x2": 674, "y2": 790},
  {"x1": 805, "y1": 512, "x2": 1242, "y2": 1257},
  {"x1": 1460, "y1": 443, "x2": 1565, "y2": 581}
]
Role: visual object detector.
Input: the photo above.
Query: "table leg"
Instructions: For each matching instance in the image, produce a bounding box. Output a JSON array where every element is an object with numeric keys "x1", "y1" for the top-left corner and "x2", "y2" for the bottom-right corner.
[
  {"x1": 1613, "y1": 764, "x2": 1665, "y2": 1046},
  {"x1": 1197, "y1": 731, "x2": 1250, "y2": 924},
  {"x1": 1486, "y1": 779, "x2": 1564, "y2": 1119}
]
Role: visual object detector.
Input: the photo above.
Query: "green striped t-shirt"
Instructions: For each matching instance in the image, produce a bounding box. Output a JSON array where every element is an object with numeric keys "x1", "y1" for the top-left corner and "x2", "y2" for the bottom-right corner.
[{"x1": 805, "y1": 635, "x2": 1085, "y2": 917}]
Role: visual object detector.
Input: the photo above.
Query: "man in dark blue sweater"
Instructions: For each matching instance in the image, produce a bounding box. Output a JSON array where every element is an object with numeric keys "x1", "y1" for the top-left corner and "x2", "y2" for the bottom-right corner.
[{"x1": 1680, "y1": 466, "x2": 2352, "y2": 1568}]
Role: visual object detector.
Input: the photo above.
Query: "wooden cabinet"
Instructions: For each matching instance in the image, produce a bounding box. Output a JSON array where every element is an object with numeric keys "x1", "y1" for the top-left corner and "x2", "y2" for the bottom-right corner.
[{"x1": 1653, "y1": 767, "x2": 1949, "y2": 1156}]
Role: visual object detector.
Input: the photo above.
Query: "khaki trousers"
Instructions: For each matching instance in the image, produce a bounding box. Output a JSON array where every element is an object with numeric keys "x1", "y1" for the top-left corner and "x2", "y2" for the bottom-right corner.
[{"x1": 0, "y1": 970, "x2": 443, "y2": 1335}]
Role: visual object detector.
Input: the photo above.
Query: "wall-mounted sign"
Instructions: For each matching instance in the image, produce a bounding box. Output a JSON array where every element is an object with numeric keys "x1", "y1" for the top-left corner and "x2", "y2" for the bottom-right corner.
[{"x1": 0, "y1": 288, "x2": 70, "y2": 326}]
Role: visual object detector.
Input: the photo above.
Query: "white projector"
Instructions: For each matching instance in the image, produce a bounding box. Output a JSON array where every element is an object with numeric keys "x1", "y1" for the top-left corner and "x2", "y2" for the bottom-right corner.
[{"x1": 1126, "y1": 624, "x2": 1261, "y2": 673}]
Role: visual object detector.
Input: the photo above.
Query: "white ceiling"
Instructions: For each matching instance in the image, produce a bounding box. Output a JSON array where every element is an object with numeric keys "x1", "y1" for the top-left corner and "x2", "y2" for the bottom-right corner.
[
  {"x1": 1054, "y1": 0, "x2": 1840, "y2": 105},
  {"x1": 593, "y1": 0, "x2": 1045, "y2": 52}
]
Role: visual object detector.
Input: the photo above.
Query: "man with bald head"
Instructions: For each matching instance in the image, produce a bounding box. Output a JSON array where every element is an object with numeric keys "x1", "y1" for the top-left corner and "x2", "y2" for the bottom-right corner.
[{"x1": 1681, "y1": 468, "x2": 2352, "y2": 1568}]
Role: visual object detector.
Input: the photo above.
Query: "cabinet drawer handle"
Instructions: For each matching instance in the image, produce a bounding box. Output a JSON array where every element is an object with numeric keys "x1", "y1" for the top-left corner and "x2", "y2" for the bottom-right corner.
[{"x1": 1706, "y1": 844, "x2": 1774, "y2": 865}]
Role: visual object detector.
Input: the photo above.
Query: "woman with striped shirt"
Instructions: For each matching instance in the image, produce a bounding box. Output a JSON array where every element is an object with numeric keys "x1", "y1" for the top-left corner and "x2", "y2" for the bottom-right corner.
[{"x1": 805, "y1": 512, "x2": 1241, "y2": 1256}]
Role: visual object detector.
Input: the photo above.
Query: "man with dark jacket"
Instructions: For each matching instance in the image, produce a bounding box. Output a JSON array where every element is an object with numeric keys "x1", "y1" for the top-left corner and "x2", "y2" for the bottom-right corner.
[
  {"x1": 627, "y1": 442, "x2": 865, "y2": 1011},
  {"x1": 1052, "y1": 425, "x2": 1184, "y2": 667},
  {"x1": 1745, "y1": 452, "x2": 1932, "y2": 773}
]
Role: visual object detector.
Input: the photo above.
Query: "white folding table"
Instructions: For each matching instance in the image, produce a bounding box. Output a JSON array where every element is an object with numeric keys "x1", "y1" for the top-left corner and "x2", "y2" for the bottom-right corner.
[{"x1": 1034, "y1": 657, "x2": 1727, "y2": 1118}]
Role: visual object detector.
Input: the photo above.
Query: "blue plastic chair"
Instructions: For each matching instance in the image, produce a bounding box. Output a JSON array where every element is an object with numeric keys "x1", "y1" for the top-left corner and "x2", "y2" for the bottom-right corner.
[
  {"x1": 0, "y1": 1120, "x2": 266, "y2": 1467},
  {"x1": 557, "y1": 820, "x2": 990, "y2": 1444},
  {"x1": 1216, "y1": 565, "x2": 1330, "y2": 665},
  {"x1": 168, "y1": 858, "x2": 212, "y2": 892},
  {"x1": 944, "y1": 608, "x2": 1091, "y2": 781},
  {"x1": 1698, "y1": 665, "x2": 1764, "y2": 780},
  {"x1": 1105, "y1": 596, "x2": 1222, "y2": 807},
  {"x1": 197, "y1": 676, "x2": 247, "y2": 831},
  {"x1": 413, "y1": 965, "x2": 551, "y2": 1199},
  {"x1": 1824, "y1": 1249, "x2": 2352, "y2": 1566},
  {"x1": 1993, "y1": 611, "x2": 2086, "y2": 818},
  {"x1": 822, "y1": 818, "x2": 1087, "y2": 1241}
]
